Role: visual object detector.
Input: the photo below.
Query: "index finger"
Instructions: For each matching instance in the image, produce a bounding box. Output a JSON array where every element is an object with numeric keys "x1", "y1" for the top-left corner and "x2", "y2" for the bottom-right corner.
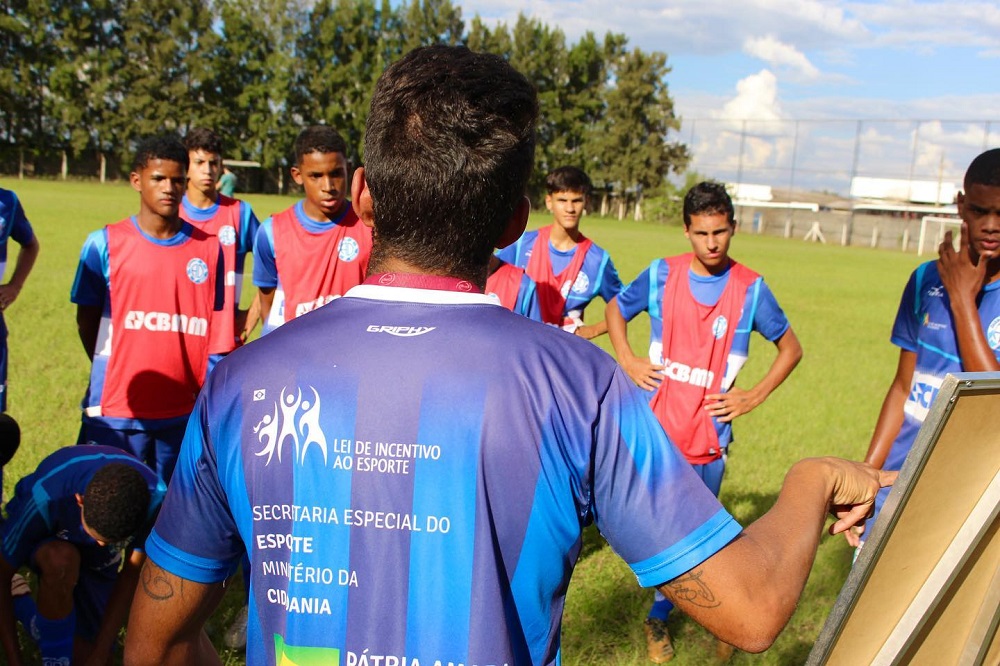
[{"x1": 878, "y1": 469, "x2": 898, "y2": 488}]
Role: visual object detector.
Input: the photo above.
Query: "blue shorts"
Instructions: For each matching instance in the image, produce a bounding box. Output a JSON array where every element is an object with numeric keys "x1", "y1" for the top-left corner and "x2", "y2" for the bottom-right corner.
[
  {"x1": 691, "y1": 455, "x2": 727, "y2": 497},
  {"x1": 77, "y1": 422, "x2": 187, "y2": 482}
]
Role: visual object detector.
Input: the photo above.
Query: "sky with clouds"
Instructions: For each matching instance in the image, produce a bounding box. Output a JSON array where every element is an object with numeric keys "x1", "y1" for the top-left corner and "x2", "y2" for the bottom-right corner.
[{"x1": 456, "y1": 0, "x2": 1000, "y2": 195}]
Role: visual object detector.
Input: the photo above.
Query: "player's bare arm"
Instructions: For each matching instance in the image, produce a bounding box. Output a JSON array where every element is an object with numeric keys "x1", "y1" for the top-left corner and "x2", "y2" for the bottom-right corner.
[
  {"x1": 257, "y1": 287, "x2": 276, "y2": 328},
  {"x1": 0, "y1": 235, "x2": 39, "y2": 311},
  {"x1": 124, "y1": 558, "x2": 224, "y2": 666},
  {"x1": 575, "y1": 318, "x2": 608, "y2": 341},
  {"x1": 86, "y1": 549, "x2": 145, "y2": 666},
  {"x1": 938, "y1": 224, "x2": 1000, "y2": 372},
  {"x1": 0, "y1": 557, "x2": 23, "y2": 665},
  {"x1": 658, "y1": 457, "x2": 894, "y2": 651},
  {"x1": 705, "y1": 326, "x2": 803, "y2": 423},
  {"x1": 76, "y1": 304, "x2": 103, "y2": 359},
  {"x1": 606, "y1": 296, "x2": 664, "y2": 390},
  {"x1": 239, "y1": 292, "x2": 262, "y2": 342}
]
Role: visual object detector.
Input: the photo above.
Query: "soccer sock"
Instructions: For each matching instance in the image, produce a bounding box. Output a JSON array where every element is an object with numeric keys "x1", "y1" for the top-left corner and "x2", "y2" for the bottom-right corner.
[
  {"x1": 648, "y1": 593, "x2": 673, "y2": 621},
  {"x1": 12, "y1": 593, "x2": 39, "y2": 639},
  {"x1": 34, "y1": 610, "x2": 75, "y2": 664}
]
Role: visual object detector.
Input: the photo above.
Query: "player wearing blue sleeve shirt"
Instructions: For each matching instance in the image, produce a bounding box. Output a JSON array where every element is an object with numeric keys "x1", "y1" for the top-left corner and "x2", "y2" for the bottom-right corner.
[
  {"x1": 607, "y1": 181, "x2": 802, "y2": 662},
  {"x1": 854, "y1": 148, "x2": 1000, "y2": 554},
  {"x1": 71, "y1": 136, "x2": 225, "y2": 483},
  {"x1": 125, "y1": 46, "x2": 890, "y2": 666},
  {"x1": 0, "y1": 446, "x2": 165, "y2": 666},
  {"x1": 496, "y1": 167, "x2": 622, "y2": 338},
  {"x1": 181, "y1": 128, "x2": 262, "y2": 370},
  {"x1": 0, "y1": 187, "x2": 40, "y2": 413}
]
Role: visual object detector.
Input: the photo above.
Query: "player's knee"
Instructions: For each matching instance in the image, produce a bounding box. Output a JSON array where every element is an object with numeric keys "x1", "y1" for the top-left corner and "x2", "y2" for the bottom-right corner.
[{"x1": 34, "y1": 540, "x2": 81, "y2": 589}]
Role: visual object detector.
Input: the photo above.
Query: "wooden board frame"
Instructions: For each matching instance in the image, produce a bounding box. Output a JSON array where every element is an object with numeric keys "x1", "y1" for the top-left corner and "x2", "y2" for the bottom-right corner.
[{"x1": 808, "y1": 372, "x2": 1000, "y2": 665}]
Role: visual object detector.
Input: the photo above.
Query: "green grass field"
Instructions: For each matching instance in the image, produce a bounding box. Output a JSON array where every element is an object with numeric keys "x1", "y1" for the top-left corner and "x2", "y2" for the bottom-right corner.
[{"x1": 0, "y1": 178, "x2": 926, "y2": 665}]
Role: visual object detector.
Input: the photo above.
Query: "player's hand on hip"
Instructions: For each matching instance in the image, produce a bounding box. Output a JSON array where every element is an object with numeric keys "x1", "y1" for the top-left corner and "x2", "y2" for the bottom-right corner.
[
  {"x1": 704, "y1": 387, "x2": 760, "y2": 422},
  {"x1": 623, "y1": 356, "x2": 662, "y2": 391}
]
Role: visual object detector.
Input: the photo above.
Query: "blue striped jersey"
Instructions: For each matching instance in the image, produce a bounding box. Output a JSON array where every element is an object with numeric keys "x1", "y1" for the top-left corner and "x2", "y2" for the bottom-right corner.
[{"x1": 147, "y1": 283, "x2": 741, "y2": 665}]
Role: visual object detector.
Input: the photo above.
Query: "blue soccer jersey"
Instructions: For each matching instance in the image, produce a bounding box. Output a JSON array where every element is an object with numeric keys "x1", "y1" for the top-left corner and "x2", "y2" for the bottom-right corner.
[
  {"x1": 147, "y1": 282, "x2": 741, "y2": 665},
  {"x1": 884, "y1": 261, "x2": 1000, "y2": 472},
  {"x1": 0, "y1": 446, "x2": 166, "y2": 573},
  {"x1": 0, "y1": 188, "x2": 36, "y2": 410},
  {"x1": 615, "y1": 258, "x2": 790, "y2": 449},
  {"x1": 497, "y1": 228, "x2": 622, "y2": 324}
]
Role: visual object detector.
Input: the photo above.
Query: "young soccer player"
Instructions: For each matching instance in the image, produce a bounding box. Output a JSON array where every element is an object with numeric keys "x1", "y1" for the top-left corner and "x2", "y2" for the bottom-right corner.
[
  {"x1": 606, "y1": 181, "x2": 803, "y2": 662},
  {"x1": 0, "y1": 187, "x2": 41, "y2": 412},
  {"x1": 0, "y1": 446, "x2": 165, "y2": 666},
  {"x1": 125, "y1": 46, "x2": 890, "y2": 666},
  {"x1": 496, "y1": 167, "x2": 621, "y2": 337},
  {"x1": 71, "y1": 135, "x2": 222, "y2": 482},
  {"x1": 181, "y1": 127, "x2": 261, "y2": 370},
  {"x1": 850, "y1": 148, "x2": 1000, "y2": 550},
  {"x1": 485, "y1": 255, "x2": 541, "y2": 320},
  {"x1": 253, "y1": 125, "x2": 373, "y2": 335}
]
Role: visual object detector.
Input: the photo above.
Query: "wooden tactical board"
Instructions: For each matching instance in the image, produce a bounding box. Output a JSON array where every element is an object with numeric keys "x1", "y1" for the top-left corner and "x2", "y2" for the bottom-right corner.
[{"x1": 808, "y1": 372, "x2": 1000, "y2": 666}]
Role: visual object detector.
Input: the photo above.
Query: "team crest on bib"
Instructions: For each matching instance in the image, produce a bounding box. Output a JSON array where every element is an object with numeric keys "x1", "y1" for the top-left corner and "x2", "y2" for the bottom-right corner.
[
  {"x1": 218, "y1": 225, "x2": 236, "y2": 246},
  {"x1": 186, "y1": 258, "x2": 209, "y2": 284},
  {"x1": 569, "y1": 271, "x2": 590, "y2": 295},
  {"x1": 712, "y1": 315, "x2": 728, "y2": 339},
  {"x1": 338, "y1": 237, "x2": 360, "y2": 262},
  {"x1": 988, "y1": 316, "x2": 1000, "y2": 349}
]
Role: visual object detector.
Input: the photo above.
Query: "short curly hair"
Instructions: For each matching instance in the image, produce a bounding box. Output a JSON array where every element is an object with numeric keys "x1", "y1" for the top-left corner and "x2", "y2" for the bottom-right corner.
[{"x1": 82, "y1": 464, "x2": 151, "y2": 543}]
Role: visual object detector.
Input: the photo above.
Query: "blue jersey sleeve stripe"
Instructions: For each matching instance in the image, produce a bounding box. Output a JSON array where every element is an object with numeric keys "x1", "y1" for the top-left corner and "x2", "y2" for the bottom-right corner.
[
  {"x1": 915, "y1": 338, "x2": 961, "y2": 363},
  {"x1": 590, "y1": 249, "x2": 610, "y2": 298},
  {"x1": 647, "y1": 261, "x2": 662, "y2": 321},
  {"x1": 735, "y1": 279, "x2": 761, "y2": 334},
  {"x1": 145, "y1": 530, "x2": 237, "y2": 583},
  {"x1": 3, "y1": 501, "x2": 44, "y2": 558},
  {"x1": 913, "y1": 262, "x2": 928, "y2": 316},
  {"x1": 629, "y1": 509, "x2": 742, "y2": 587}
]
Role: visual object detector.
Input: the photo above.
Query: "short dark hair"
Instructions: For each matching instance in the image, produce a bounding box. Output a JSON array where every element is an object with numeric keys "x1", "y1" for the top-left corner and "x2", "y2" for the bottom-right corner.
[
  {"x1": 294, "y1": 125, "x2": 347, "y2": 166},
  {"x1": 184, "y1": 127, "x2": 223, "y2": 155},
  {"x1": 965, "y1": 149, "x2": 1000, "y2": 189},
  {"x1": 132, "y1": 135, "x2": 188, "y2": 173},
  {"x1": 683, "y1": 181, "x2": 735, "y2": 227},
  {"x1": 82, "y1": 464, "x2": 151, "y2": 543},
  {"x1": 0, "y1": 414, "x2": 19, "y2": 467},
  {"x1": 546, "y1": 166, "x2": 592, "y2": 196},
  {"x1": 363, "y1": 45, "x2": 538, "y2": 284}
]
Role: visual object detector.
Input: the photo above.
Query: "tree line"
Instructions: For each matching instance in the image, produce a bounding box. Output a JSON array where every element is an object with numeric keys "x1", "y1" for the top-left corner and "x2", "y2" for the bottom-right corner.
[{"x1": 0, "y1": 0, "x2": 689, "y2": 201}]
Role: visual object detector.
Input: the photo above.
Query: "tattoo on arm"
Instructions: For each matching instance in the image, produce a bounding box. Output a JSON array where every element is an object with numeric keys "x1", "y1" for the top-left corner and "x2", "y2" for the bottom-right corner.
[
  {"x1": 141, "y1": 562, "x2": 182, "y2": 602},
  {"x1": 666, "y1": 569, "x2": 721, "y2": 608}
]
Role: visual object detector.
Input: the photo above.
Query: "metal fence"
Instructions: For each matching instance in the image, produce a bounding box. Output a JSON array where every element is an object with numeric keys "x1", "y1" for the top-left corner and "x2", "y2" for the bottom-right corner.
[{"x1": 669, "y1": 118, "x2": 1000, "y2": 251}]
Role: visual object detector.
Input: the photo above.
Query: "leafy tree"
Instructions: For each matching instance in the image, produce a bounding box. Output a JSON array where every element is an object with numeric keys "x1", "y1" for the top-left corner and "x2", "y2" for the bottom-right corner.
[
  {"x1": 398, "y1": 0, "x2": 463, "y2": 53},
  {"x1": 0, "y1": 0, "x2": 59, "y2": 164},
  {"x1": 465, "y1": 16, "x2": 511, "y2": 59},
  {"x1": 594, "y1": 46, "x2": 689, "y2": 205},
  {"x1": 295, "y1": 0, "x2": 394, "y2": 165},
  {"x1": 215, "y1": 0, "x2": 305, "y2": 184},
  {"x1": 116, "y1": 0, "x2": 219, "y2": 152},
  {"x1": 46, "y1": 0, "x2": 125, "y2": 179}
]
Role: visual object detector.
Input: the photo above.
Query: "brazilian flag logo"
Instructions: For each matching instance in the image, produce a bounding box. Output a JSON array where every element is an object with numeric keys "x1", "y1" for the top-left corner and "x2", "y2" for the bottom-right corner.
[{"x1": 275, "y1": 634, "x2": 340, "y2": 665}]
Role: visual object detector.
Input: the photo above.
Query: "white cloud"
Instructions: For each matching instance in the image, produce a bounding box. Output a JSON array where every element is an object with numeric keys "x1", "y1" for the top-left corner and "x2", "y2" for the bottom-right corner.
[
  {"x1": 717, "y1": 70, "x2": 784, "y2": 122},
  {"x1": 744, "y1": 36, "x2": 821, "y2": 80}
]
